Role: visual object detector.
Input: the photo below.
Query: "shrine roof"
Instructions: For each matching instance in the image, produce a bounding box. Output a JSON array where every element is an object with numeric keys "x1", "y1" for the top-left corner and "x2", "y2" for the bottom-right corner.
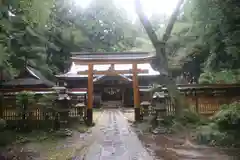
[
  {"x1": 71, "y1": 52, "x2": 155, "y2": 62},
  {"x1": 56, "y1": 63, "x2": 160, "y2": 78},
  {"x1": 3, "y1": 66, "x2": 54, "y2": 87}
]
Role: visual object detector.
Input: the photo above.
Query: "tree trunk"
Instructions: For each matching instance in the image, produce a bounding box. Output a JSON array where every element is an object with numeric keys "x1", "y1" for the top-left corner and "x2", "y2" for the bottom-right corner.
[
  {"x1": 135, "y1": 0, "x2": 186, "y2": 117},
  {"x1": 159, "y1": 75, "x2": 187, "y2": 117},
  {"x1": 154, "y1": 44, "x2": 186, "y2": 117}
]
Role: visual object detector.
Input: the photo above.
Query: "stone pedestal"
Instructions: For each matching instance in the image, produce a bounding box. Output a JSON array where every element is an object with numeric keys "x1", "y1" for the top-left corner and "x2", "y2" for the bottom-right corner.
[
  {"x1": 86, "y1": 108, "x2": 93, "y2": 126},
  {"x1": 134, "y1": 107, "x2": 141, "y2": 122}
]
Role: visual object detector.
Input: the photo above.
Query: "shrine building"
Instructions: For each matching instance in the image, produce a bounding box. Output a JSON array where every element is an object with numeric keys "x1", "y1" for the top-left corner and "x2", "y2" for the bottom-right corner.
[{"x1": 56, "y1": 52, "x2": 159, "y2": 124}]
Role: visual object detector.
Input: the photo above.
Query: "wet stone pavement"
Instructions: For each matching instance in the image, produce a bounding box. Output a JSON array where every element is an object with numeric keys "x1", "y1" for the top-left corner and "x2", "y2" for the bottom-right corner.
[{"x1": 84, "y1": 109, "x2": 153, "y2": 160}]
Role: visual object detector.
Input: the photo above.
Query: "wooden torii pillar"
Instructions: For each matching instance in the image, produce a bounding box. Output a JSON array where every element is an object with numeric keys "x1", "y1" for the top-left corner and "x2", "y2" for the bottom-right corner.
[
  {"x1": 86, "y1": 63, "x2": 144, "y2": 124},
  {"x1": 87, "y1": 64, "x2": 94, "y2": 125},
  {"x1": 71, "y1": 52, "x2": 155, "y2": 124},
  {"x1": 132, "y1": 63, "x2": 141, "y2": 121}
]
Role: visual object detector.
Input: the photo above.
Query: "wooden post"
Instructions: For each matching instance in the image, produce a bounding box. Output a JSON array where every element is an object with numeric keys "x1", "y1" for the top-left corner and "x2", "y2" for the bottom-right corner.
[
  {"x1": 87, "y1": 64, "x2": 93, "y2": 125},
  {"x1": 195, "y1": 90, "x2": 199, "y2": 113},
  {"x1": 122, "y1": 89, "x2": 125, "y2": 107},
  {"x1": 132, "y1": 63, "x2": 141, "y2": 121}
]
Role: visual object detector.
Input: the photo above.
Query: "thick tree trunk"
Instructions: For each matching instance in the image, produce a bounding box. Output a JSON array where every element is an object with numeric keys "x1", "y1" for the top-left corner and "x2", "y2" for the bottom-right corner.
[
  {"x1": 160, "y1": 75, "x2": 187, "y2": 117},
  {"x1": 154, "y1": 43, "x2": 185, "y2": 117},
  {"x1": 135, "y1": 0, "x2": 186, "y2": 117}
]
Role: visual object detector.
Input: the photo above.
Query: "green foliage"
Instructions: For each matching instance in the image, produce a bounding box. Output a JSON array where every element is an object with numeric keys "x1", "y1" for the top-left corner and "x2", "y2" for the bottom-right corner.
[
  {"x1": 213, "y1": 103, "x2": 240, "y2": 132},
  {"x1": 160, "y1": 115, "x2": 175, "y2": 126},
  {"x1": 196, "y1": 123, "x2": 229, "y2": 146},
  {"x1": 161, "y1": 109, "x2": 206, "y2": 131},
  {"x1": 16, "y1": 91, "x2": 35, "y2": 130},
  {"x1": 198, "y1": 71, "x2": 215, "y2": 84},
  {"x1": 37, "y1": 94, "x2": 59, "y2": 114},
  {"x1": 214, "y1": 70, "x2": 238, "y2": 83},
  {"x1": 196, "y1": 103, "x2": 240, "y2": 147},
  {"x1": 0, "y1": 0, "x2": 140, "y2": 79},
  {"x1": 170, "y1": 0, "x2": 240, "y2": 79},
  {"x1": 199, "y1": 70, "x2": 240, "y2": 84},
  {"x1": 177, "y1": 109, "x2": 203, "y2": 125},
  {"x1": 0, "y1": 130, "x2": 70, "y2": 146},
  {"x1": 16, "y1": 91, "x2": 35, "y2": 107},
  {"x1": 37, "y1": 94, "x2": 56, "y2": 105},
  {"x1": 1, "y1": 0, "x2": 239, "y2": 82}
]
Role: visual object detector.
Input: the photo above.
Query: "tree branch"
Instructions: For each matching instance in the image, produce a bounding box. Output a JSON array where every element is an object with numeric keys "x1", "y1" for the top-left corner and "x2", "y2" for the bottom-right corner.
[
  {"x1": 135, "y1": 0, "x2": 186, "y2": 117},
  {"x1": 162, "y1": 0, "x2": 185, "y2": 42},
  {"x1": 135, "y1": 0, "x2": 160, "y2": 48},
  {"x1": 135, "y1": 0, "x2": 184, "y2": 75}
]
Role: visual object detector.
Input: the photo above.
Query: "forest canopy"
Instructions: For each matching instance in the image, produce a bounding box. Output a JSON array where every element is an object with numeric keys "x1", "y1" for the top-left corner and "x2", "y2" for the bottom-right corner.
[{"x1": 0, "y1": 0, "x2": 239, "y2": 84}]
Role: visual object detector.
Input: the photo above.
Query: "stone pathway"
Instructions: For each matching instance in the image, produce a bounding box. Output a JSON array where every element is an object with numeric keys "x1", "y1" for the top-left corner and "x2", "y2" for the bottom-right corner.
[{"x1": 84, "y1": 109, "x2": 153, "y2": 160}]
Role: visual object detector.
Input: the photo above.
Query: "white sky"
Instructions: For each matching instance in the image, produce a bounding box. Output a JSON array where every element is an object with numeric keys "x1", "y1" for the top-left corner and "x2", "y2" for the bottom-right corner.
[{"x1": 74, "y1": 0, "x2": 179, "y2": 18}]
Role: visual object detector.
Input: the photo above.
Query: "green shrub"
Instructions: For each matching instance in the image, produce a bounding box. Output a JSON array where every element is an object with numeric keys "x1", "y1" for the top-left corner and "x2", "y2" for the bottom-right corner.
[
  {"x1": 196, "y1": 123, "x2": 238, "y2": 147},
  {"x1": 161, "y1": 115, "x2": 175, "y2": 126},
  {"x1": 214, "y1": 70, "x2": 238, "y2": 84},
  {"x1": 159, "y1": 109, "x2": 206, "y2": 132},
  {"x1": 196, "y1": 123, "x2": 221, "y2": 145},
  {"x1": 196, "y1": 103, "x2": 240, "y2": 147},
  {"x1": 199, "y1": 70, "x2": 240, "y2": 84},
  {"x1": 199, "y1": 71, "x2": 214, "y2": 84},
  {"x1": 16, "y1": 91, "x2": 35, "y2": 107},
  {"x1": 177, "y1": 109, "x2": 203, "y2": 126},
  {"x1": 212, "y1": 103, "x2": 240, "y2": 132}
]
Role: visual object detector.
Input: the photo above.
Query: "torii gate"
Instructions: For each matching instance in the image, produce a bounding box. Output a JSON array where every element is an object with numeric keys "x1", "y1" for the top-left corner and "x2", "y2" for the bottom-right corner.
[{"x1": 71, "y1": 52, "x2": 155, "y2": 125}]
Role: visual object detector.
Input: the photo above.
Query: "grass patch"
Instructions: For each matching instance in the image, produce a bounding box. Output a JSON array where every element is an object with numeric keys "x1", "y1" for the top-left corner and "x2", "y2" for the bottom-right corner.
[{"x1": 0, "y1": 129, "x2": 72, "y2": 147}]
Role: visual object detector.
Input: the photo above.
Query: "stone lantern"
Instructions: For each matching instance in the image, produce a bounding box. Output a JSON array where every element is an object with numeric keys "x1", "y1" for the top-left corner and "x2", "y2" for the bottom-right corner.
[
  {"x1": 141, "y1": 101, "x2": 151, "y2": 116},
  {"x1": 52, "y1": 86, "x2": 71, "y2": 128},
  {"x1": 152, "y1": 91, "x2": 167, "y2": 124}
]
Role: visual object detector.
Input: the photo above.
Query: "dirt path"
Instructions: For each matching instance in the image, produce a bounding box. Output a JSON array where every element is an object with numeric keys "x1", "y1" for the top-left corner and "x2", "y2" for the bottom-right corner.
[
  {"x1": 122, "y1": 109, "x2": 239, "y2": 160},
  {"x1": 2, "y1": 109, "x2": 237, "y2": 159},
  {"x1": 139, "y1": 134, "x2": 236, "y2": 160},
  {"x1": 83, "y1": 109, "x2": 154, "y2": 160}
]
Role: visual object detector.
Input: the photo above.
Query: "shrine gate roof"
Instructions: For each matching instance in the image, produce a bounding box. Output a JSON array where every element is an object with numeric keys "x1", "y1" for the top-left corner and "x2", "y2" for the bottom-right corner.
[
  {"x1": 71, "y1": 52, "x2": 155, "y2": 64},
  {"x1": 71, "y1": 52, "x2": 154, "y2": 60},
  {"x1": 56, "y1": 51, "x2": 159, "y2": 78},
  {"x1": 56, "y1": 63, "x2": 160, "y2": 78}
]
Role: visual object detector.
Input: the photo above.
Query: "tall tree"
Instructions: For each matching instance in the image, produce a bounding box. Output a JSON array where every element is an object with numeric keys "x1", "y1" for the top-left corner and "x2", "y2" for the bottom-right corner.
[
  {"x1": 178, "y1": 0, "x2": 240, "y2": 83},
  {"x1": 74, "y1": 0, "x2": 138, "y2": 52},
  {"x1": 0, "y1": 0, "x2": 142, "y2": 79},
  {"x1": 135, "y1": 0, "x2": 185, "y2": 116}
]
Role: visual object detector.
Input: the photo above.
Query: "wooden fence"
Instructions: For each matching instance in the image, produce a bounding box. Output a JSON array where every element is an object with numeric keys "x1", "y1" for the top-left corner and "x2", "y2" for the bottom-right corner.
[
  {"x1": 162, "y1": 84, "x2": 240, "y2": 116},
  {"x1": 2, "y1": 84, "x2": 240, "y2": 128},
  {"x1": 165, "y1": 97, "x2": 175, "y2": 116},
  {"x1": 2, "y1": 103, "x2": 82, "y2": 129}
]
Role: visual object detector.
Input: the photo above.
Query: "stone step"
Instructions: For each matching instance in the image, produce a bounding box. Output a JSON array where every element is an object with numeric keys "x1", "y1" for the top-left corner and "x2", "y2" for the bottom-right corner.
[{"x1": 102, "y1": 101, "x2": 122, "y2": 108}]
